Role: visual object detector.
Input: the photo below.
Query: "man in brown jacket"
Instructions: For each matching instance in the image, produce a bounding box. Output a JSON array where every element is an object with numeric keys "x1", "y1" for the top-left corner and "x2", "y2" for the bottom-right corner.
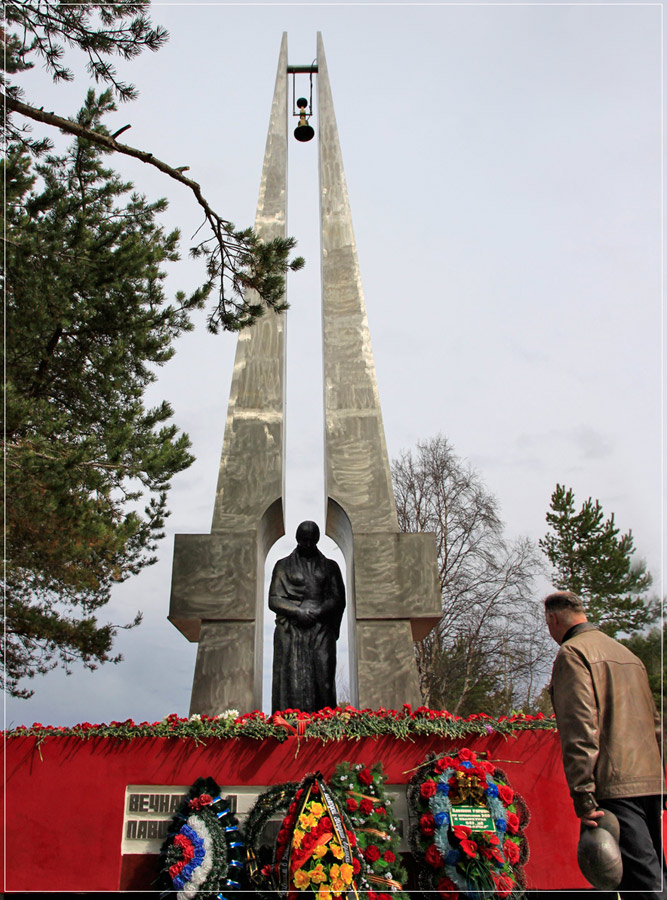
[{"x1": 545, "y1": 590, "x2": 665, "y2": 897}]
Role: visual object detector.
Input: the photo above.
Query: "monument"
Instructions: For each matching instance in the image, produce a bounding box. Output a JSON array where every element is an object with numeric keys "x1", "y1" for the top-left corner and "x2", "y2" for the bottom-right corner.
[{"x1": 169, "y1": 34, "x2": 441, "y2": 716}]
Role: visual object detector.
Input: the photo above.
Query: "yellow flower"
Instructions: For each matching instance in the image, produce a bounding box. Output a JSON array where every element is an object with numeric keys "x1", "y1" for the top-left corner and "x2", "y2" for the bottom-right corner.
[
  {"x1": 313, "y1": 844, "x2": 328, "y2": 860},
  {"x1": 299, "y1": 812, "x2": 317, "y2": 831},
  {"x1": 339, "y1": 863, "x2": 354, "y2": 885},
  {"x1": 292, "y1": 828, "x2": 305, "y2": 848},
  {"x1": 309, "y1": 802, "x2": 325, "y2": 817},
  {"x1": 317, "y1": 887, "x2": 331, "y2": 900},
  {"x1": 329, "y1": 864, "x2": 341, "y2": 880},
  {"x1": 293, "y1": 869, "x2": 311, "y2": 891},
  {"x1": 310, "y1": 863, "x2": 327, "y2": 885},
  {"x1": 331, "y1": 877, "x2": 346, "y2": 896},
  {"x1": 330, "y1": 843, "x2": 344, "y2": 860}
]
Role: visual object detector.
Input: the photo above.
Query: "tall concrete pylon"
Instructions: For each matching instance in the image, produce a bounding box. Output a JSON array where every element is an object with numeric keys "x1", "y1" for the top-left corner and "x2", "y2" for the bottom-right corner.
[
  {"x1": 169, "y1": 34, "x2": 440, "y2": 715},
  {"x1": 316, "y1": 34, "x2": 440, "y2": 707},
  {"x1": 169, "y1": 35, "x2": 289, "y2": 715}
]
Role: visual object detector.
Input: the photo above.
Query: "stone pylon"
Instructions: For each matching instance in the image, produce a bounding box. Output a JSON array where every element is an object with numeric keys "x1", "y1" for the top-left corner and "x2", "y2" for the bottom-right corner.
[
  {"x1": 316, "y1": 34, "x2": 440, "y2": 707},
  {"x1": 169, "y1": 35, "x2": 289, "y2": 715},
  {"x1": 169, "y1": 34, "x2": 440, "y2": 715}
]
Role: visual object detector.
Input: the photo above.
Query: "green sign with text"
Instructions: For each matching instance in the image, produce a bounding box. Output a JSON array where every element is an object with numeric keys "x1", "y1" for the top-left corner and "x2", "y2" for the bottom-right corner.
[{"x1": 449, "y1": 805, "x2": 495, "y2": 832}]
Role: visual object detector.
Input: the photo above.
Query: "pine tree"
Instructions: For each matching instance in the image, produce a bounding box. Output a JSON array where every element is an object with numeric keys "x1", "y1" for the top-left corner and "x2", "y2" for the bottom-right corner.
[
  {"x1": 3, "y1": 1, "x2": 303, "y2": 330},
  {"x1": 3, "y1": 90, "x2": 205, "y2": 697},
  {"x1": 539, "y1": 484, "x2": 656, "y2": 637}
]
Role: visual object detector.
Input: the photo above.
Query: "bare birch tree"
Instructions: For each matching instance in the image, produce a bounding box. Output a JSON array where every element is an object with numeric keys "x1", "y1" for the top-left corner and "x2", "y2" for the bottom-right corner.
[{"x1": 392, "y1": 435, "x2": 550, "y2": 715}]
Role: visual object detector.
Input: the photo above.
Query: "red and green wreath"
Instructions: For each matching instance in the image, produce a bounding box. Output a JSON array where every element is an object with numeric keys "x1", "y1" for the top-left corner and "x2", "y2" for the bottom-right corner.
[
  {"x1": 330, "y1": 761, "x2": 408, "y2": 900},
  {"x1": 408, "y1": 749, "x2": 530, "y2": 899}
]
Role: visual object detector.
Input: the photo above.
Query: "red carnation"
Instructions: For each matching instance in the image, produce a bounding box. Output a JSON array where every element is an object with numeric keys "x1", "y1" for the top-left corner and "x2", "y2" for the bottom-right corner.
[
  {"x1": 288, "y1": 802, "x2": 297, "y2": 814},
  {"x1": 420, "y1": 814, "x2": 436, "y2": 836},
  {"x1": 360, "y1": 797, "x2": 374, "y2": 815},
  {"x1": 347, "y1": 829, "x2": 357, "y2": 847},
  {"x1": 506, "y1": 812, "x2": 520, "y2": 835},
  {"x1": 383, "y1": 850, "x2": 396, "y2": 864},
  {"x1": 358, "y1": 768, "x2": 374, "y2": 786},
  {"x1": 365, "y1": 844, "x2": 381, "y2": 862},
  {"x1": 302, "y1": 831, "x2": 317, "y2": 851},
  {"x1": 438, "y1": 876, "x2": 459, "y2": 899},
  {"x1": 498, "y1": 785, "x2": 514, "y2": 805},
  {"x1": 320, "y1": 816, "x2": 333, "y2": 832},
  {"x1": 352, "y1": 857, "x2": 361, "y2": 875},
  {"x1": 492, "y1": 874, "x2": 515, "y2": 898},
  {"x1": 424, "y1": 844, "x2": 444, "y2": 868},
  {"x1": 460, "y1": 839, "x2": 478, "y2": 859},
  {"x1": 420, "y1": 780, "x2": 437, "y2": 799},
  {"x1": 458, "y1": 748, "x2": 476, "y2": 763},
  {"x1": 376, "y1": 806, "x2": 386, "y2": 816},
  {"x1": 452, "y1": 825, "x2": 471, "y2": 841},
  {"x1": 346, "y1": 797, "x2": 359, "y2": 812},
  {"x1": 482, "y1": 831, "x2": 500, "y2": 846},
  {"x1": 503, "y1": 840, "x2": 520, "y2": 864}
]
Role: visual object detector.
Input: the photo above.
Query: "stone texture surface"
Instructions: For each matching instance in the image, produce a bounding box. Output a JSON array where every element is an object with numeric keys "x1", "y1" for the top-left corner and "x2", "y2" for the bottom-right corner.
[
  {"x1": 317, "y1": 33, "x2": 441, "y2": 708},
  {"x1": 356, "y1": 620, "x2": 422, "y2": 708},
  {"x1": 169, "y1": 35, "x2": 289, "y2": 715},
  {"x1": 190, "y1": 622, "x2": 256, "y2": 715}
]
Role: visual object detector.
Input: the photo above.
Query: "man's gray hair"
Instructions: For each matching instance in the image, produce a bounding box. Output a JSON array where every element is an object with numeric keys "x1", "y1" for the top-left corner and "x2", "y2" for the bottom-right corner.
[{"x1": 544, "y1": 590, "x2": 586, "y2": 614}]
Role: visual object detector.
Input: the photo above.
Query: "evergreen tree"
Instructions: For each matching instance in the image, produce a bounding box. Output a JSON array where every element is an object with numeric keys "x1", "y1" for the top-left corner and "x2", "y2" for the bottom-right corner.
[
  {"x1": 539, "y1": 484, "x2": 657, "y2": 637},
  {"x1": 621, "y1": 626, "x2": 664, "y2": 709},
  {"x1": 3, "y1": 1, "x2": 303, "y2": 330},
  {"x1": 3, "y1": 90, "x2": 205, "y2": 697}
]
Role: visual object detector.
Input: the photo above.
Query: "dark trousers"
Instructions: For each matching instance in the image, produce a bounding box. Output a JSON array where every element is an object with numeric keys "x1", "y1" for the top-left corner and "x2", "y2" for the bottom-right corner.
[{"x1": 601, "y1": 795, "x2": 666, "y2": 900}]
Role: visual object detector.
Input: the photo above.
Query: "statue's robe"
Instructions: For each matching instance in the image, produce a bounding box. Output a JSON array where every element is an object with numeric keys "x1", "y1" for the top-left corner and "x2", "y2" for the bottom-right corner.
[{"x1": 268, "y1": 547, "x2": 345, "y2": 713}]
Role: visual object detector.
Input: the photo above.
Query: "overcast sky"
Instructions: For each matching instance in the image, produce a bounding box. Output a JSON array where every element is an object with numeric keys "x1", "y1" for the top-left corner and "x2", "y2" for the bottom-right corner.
[{"x1": 7, "y1": 2, "x2": 662, "y2": 728}]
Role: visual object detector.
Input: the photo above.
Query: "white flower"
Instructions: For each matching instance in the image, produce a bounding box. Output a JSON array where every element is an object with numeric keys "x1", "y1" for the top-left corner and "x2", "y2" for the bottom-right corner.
[{"x1": 189, "y1": 713, "x2": 202, "y2": 722}]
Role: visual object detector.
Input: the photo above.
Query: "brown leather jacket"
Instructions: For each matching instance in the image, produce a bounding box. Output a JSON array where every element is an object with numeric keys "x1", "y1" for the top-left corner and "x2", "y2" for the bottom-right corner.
[{"x1": 549, "y1": 622, "x2": 664, "y2": 817}]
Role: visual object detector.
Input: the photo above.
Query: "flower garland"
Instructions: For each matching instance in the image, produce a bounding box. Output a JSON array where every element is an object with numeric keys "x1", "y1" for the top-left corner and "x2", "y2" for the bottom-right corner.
[
  {"x1": 8, "y1": 706, "x2": 555, "y2": 746},
  {"x1": 158, "y1": 776, "x2": 245, "y2": 898},
  {"x1": 408, "y1": 750, "x2": 530, "y2": 899},
  {"x1": 330, "y1": 762, "x2": 408, "y2": 900}
]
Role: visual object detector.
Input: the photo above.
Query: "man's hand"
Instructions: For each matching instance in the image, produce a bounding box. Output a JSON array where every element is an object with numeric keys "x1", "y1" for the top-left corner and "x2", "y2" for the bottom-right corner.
[
  {"x1": 580, "y1": 809, "x2": 605, "y2": 828},
  {"x1": 294, "y1": 604, "x2": 317, "y2": 627}
]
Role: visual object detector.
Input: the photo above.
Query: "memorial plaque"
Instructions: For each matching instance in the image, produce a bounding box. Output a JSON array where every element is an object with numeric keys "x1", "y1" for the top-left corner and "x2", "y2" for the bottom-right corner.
[
  {"x1": 122, "y1": 784, "x2": 409, "y2": 854},
  {"x1": 449, "y1": 805, "x2": 495, "y2": 832}
]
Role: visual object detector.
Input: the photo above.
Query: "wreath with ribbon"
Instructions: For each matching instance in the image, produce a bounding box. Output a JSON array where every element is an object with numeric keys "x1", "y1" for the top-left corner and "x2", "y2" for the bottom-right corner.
[
  {"x1": 330, "y1": 761, "x2": 408, "y2": 900},
  {"x1": 408, "y1": 750, "x2": 530, "y2": 899},
  {"x1": 157, "y1": 776, "x2": 245, "y2": 897},
  {"x1": 246, "y1": 771, "x2": 366, "y2": 898}
]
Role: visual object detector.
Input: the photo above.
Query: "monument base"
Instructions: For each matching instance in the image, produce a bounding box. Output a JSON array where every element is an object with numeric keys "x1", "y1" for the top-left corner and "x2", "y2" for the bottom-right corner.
[{"x1": 4, "y1": 730, "x2": 592, "y2": 892}]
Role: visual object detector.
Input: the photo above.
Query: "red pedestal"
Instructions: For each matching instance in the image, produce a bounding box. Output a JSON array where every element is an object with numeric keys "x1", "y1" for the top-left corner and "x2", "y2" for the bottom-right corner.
[{"x1": 3, "y1": 729, "x2": 589, "y2": 892}]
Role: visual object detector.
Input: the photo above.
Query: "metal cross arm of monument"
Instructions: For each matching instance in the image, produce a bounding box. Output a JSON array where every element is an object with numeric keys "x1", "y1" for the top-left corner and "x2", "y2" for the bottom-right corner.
[{"x1": 168, "y1": 33, "x2": 442, "y2": 717}]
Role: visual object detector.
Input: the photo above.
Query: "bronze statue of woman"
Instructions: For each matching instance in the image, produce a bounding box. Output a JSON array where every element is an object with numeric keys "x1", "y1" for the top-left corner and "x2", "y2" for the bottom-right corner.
[{"x1": 268, "y1": 521, "x2": 345, "y2": 713}]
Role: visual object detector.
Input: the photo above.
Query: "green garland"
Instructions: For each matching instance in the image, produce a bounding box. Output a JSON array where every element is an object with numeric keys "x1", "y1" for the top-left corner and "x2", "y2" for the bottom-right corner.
[
  {"x1": 330, "y1": 761, "x2": 409, "y2": 900},
  {"x1": 243, "y1": 781, "x2": 298, "y2": 897},
  {"x1": 8, "y1": 706, "x2": 556, "y2": 746}
]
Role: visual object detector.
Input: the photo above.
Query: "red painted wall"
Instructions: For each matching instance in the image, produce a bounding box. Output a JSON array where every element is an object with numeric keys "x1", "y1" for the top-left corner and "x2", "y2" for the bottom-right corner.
[{"x1": 3, "y1": 730, "x2": 589, "y2": 892}]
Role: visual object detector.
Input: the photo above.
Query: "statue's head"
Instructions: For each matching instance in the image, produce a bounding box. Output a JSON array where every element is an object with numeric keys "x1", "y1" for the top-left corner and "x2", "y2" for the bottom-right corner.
[{"x1": 296, "y1": 520, "x2": 320, "y2": 556}]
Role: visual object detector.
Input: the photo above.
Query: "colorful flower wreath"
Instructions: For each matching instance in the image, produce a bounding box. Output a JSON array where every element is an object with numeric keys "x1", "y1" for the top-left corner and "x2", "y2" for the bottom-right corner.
[
  {"x1": 331, "y1": 761, "x2": 408, "y2": 900},
  {"x1": 158, "y1": 776, "x2": 245, "y2": 897},
  {"x1": 247, "y1": 772, "x2": 365, "y2": 898},
  {"x1": 408, "y1": 750, "x2": 530, "y2": 899}
]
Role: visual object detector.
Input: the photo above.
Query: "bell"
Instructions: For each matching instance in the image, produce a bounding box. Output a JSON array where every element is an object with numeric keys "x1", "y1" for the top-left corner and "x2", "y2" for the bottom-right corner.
[{"x1": 294, "y1": 111, "x2": 314, "y2": 142}]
